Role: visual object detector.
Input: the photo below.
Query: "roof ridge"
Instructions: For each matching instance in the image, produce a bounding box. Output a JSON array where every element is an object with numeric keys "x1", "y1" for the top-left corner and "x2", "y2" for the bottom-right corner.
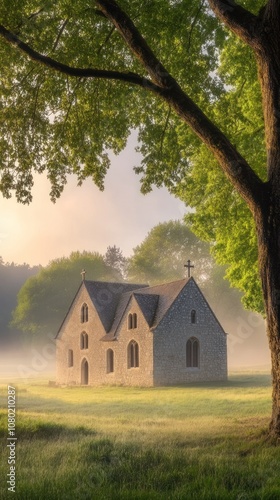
[{"x1": 135, "y1": 277, "x2": 190, "y2": 293}]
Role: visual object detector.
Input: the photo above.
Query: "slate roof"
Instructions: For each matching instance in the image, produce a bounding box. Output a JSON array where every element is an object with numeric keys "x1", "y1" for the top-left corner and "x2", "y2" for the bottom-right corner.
[
  {"x1": 57, "y1": 277, "x2": 224, "y2": 342},
  {"x1": 100, "y1": 278, "x2": 190, "y2": 341},
  {"x1": 84, "y1": 281, "x2": 148, "y2": 333}
]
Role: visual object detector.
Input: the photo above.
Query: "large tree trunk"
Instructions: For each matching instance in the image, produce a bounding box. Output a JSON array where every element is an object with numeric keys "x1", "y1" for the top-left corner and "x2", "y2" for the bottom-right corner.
[
  {"x1": 253, "y1": 1, "x2": 280, "y2": 439},
  {"x1": 256, "y1": 192, "x2": 280, "y2": 438}
]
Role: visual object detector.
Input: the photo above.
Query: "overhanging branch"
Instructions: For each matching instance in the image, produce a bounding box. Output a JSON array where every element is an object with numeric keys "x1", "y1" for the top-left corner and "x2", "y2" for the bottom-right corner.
[
  {"x1": 0, "y1": 3, "x2": 265, "y2": 212},
  {"x1": 95, "y1": 0, "x2": 264, "y2": 211},
  {"x1": 0, "y1": 24, "x2": 156, "y2": 90}
]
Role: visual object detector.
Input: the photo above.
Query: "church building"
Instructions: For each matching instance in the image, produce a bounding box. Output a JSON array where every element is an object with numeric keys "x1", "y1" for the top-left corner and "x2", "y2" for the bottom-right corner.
[{"x1": 56, "y1": 267, "x2": 227, "y2": 386}]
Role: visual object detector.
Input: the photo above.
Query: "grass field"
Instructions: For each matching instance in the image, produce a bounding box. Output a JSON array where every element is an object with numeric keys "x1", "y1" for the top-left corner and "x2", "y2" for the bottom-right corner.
[{"x1": 0, "y1": 372, "x2": 279, "y2": 499}]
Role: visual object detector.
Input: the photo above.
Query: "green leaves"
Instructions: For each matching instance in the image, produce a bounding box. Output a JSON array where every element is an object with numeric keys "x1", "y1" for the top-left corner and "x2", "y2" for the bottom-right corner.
[
  {"x1": 0, "y1": 1, "x2": 267, "y2": 312},
  {"x1": 11, "y1": 250, "x2": 119, "y2": 335}
]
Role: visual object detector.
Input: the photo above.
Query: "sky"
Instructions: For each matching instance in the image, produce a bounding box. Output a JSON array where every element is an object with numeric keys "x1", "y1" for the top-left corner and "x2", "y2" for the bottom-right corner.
[{"x1": 0, "y1": 135, "x2": 186, "y2": 267}]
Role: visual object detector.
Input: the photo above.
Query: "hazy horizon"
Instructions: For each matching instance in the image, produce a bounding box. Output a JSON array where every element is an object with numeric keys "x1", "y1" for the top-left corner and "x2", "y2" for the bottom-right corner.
[{"x1": 0, "y1": 135, "x2": 186, "y2": 267}]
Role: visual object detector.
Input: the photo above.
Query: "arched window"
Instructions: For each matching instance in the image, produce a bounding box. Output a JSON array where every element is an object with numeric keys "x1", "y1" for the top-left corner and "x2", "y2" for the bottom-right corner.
[
  {"x1": 191, "y1": 310, "x2": 196, "y2": 324},
  {"x1": 80, "y1": 332, "x2": 88, "y2": 350},
  {"x1": 128, "y1": 313, "x2": 133, "y2": 330},
  {"x1": 81, "y1": 303, "x2": 88, "y2": 323},
  {"x1": 186, "y1": 338, "x2": 200, "y2": 368},
  {"x1": 133, "y1": 313, "x2": 137, "y2": 329},
  {"x1": 81, "y1": 358, "x2": 89, "y2": 385},
  {"x1": 107, "y1": 349, "x2": 114, "y2": 373},
  {"x1": 128, "y1": 313, "x2": 137, "y2": 330},
  {"x1": 127, "y1": 340, "x2": 139, "y2": 368},
  {"x1": 68, "y1": 349, "x2": 74, "y2": 367}
]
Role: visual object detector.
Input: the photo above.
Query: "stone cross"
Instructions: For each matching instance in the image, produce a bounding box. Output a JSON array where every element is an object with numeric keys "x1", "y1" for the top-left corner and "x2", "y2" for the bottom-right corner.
[
  {"x1": 81, "y1": 269, "x2": 86, "y2": 281},
  {"x1": 184, "y1": 260, "x2": 194, "y2": 278}
]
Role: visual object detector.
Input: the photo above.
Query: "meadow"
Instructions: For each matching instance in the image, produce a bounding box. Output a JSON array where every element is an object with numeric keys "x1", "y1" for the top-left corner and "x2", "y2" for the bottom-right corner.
[{"x1": 0, "y1": 372, "x2": 279, "y2": 499}]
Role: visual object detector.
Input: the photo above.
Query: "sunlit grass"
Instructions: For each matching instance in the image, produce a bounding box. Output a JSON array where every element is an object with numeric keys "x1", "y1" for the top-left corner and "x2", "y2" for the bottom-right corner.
[{"x1": 0, "y1": 372, "x2": 279, "y2": 499}]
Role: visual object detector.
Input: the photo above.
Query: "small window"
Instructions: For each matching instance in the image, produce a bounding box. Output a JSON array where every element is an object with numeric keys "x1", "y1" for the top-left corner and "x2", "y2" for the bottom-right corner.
[
  {"x1": 80, "y1": 332, "x2": 88, "y2": 350},
  {"x1": 128, "y1": 313, "x2": 137, "y2": 330},
  {"x1": 68, "y1": 349, "x2": 74, "y2": 367},
  {"x1": 133, "y1": 313, "x2": 137, "y2": 329},
  {"x1": 81, "y1": 303, "x2": 88, "y2": 323},
  {"x1": 186, "y1": 338, "x2": 200, "y2": 368},
  {"x1": 127, "y1": 340, "x2": 139, "y2": 368},
  {"x1": 107, "y1": 349, "x2": 114, "y2": 373},
  {"x1": 128, "y1": 313, "x2": 133, "y2": 330},
  {"x1": 191, "y1": 310, "x2": 196, "y2": 324}
]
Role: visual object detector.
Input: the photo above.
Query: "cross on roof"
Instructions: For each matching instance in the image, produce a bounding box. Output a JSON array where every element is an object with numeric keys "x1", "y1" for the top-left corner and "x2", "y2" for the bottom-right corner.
[
  {"x1": 184, "y1": 260, "x2": 194, "y2": 278},
  {"x1": 81, "y1": 269, "x2": 86, "y2": 281}
]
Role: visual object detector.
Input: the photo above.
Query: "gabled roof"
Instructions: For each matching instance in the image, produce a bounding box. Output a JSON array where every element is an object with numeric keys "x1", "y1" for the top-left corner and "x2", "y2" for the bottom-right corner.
[
  {"x1": 56, "y1": 280, "x2": 147, "y2": 338},
  {"x1": 134, "y1": 278, "x2": 189, "y2": 330},
  {"x1": 57, "y1": 276, "x2": 226, "y2": 342},
  {"x1": 133, "y1": 293, "x2": 159, "y2": 327},
  {"x1": 84, "y1": 281, "x2": 148, "y2": 333},
  {"x1": 102, "y1": 278, "x2": 190, "y2": 340}
]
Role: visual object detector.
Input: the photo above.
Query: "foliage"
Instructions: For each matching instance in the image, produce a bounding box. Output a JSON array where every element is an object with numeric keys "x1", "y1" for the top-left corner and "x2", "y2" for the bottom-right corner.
[
  {"x1": 127, "y1": 220, "x2": 258, "y2": 331},
  {"x1": 0, "y1": 1, "x2": 267, "y2": 312},
  {"x1": 104, "y1": 245, "x2": 128, "y2": 280},
  {"x1": 0, "y1": 258, "x2": 40, "y2": 339},
  {"x1": 128, "y1": 220, "x2": 213, "y2": 284},
  {"x1": 0, "y1": 373, "x2": 277, "y2": 499},
  {"x1": 11, "y1": 251, "x2": 117, "y2": 336}
]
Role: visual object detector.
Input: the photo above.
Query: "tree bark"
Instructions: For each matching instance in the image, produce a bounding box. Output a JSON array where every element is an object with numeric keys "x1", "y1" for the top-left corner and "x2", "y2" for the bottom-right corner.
[
  {"x1": 256, "y1": 193, "x2": 280, "y2": 439},
  {"x1": 252, "y1": 0, "x2": 280, "y2": 438}
]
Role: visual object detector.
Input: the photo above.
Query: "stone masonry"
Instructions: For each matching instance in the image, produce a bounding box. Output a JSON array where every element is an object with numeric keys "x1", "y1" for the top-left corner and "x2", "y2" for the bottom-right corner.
[{"x1": 56, "y1": 277, "x2": 227, "y2": 386}]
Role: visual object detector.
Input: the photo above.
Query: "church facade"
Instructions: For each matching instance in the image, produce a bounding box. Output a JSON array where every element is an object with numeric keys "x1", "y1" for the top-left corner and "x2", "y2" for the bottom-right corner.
[{"x1": 56, "y1": 277, "x2": 227, "y2": 386}]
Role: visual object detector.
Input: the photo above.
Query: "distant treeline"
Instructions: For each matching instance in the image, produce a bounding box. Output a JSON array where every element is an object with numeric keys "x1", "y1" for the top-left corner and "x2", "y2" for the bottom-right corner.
[{"x1": 0, "y1": 257, "x2": 40, "y2": 344}]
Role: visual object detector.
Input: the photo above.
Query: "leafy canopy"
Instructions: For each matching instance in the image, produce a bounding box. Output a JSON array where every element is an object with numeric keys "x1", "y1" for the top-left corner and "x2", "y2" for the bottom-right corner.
[
  {"x1": 11, "y1": 251, "x2": 118, "y2": 336},
  {"x1": 0, "y1": 1, "x2": 266, "y2": 312}
]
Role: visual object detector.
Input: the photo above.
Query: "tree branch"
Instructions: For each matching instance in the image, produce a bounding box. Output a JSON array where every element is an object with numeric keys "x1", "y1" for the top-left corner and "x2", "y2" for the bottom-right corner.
[
  {"x1": 52, "y1": 18, "x2": 69, "y2": 53},
  {"x1": 95, "y1": 0, "x2": 172, "y2": 88},
  {"x1": 95, "y1": 0, "x2": 264, "y2": 211},
  {"x1": 157, "y1": 83, "x2": 264, "y2": 212},
  {"x1": 208, "y1": 0, "x2": 261, "y2": 49},
  {"x1": 0, "y1": 3, "x2": 265, "y2": 212},
  {"x1": 0, "y1": 24, "x2": 156, "y2": 89}
]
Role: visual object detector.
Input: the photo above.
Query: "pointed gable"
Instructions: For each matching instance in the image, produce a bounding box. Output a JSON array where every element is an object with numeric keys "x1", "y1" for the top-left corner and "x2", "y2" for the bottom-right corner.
[
  {"x1": 133, "y1": 293, "x2": 159, "y2": 327},
  {"x1": 84, "y1": 280, "x2": 147, "y2": 333},
  {"x1": 135, "y1": 278, "x2": 190, "y2": 329}
]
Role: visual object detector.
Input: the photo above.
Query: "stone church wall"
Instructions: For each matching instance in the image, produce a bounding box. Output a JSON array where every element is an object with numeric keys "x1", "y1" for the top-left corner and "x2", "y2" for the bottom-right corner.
[
  {"x1": 153, "y1": 281, "x2": 227, "y2": 385},
  {"x1": 56, "y1": 288, "x2": 154, "y2": 387},
  {"x1": 56, "y1": 279, "x2": 227, "y2": 387}
]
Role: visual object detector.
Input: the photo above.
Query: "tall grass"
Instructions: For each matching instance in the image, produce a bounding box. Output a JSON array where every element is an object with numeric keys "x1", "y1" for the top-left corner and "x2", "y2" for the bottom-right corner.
[{"x1": 0, "y1": 372, "x2": 279, "y2": 499}]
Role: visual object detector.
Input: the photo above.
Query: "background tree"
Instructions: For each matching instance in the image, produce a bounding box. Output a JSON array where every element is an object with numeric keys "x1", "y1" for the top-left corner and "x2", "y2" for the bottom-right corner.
[
  {"x1": 128, "y1": 220, "x2": 212, "y2": 285},
  {"x1": 11, "y1": 250, "x2": 117, "y2": 338},
  {"x1": 104, "y1": 245, "x2": 128, "y2": 280},
  {"x1": 0, "y1": 258, "x2": 40, "y2": 345},
  {"x1": 0, "y1": 1, "x2": 280, "y2": 436},
  {"x1": 127, "y1": 220, "x2": 267, "y2": 367}
]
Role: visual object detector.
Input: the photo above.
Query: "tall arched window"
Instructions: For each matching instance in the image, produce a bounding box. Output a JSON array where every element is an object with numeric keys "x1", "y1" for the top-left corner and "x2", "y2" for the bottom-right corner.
[
  {"x1": 128, "y1": 313, "x2": 133, "y2": 330},
  {"x1": 80, "y1": 332, "x2": 88, "y2": 350},
  {"x1": 128, "y1": 313, "x2": 137, "y2": 330},
  {"x1": 81, "y1": 358, "x2": 89, "y2": 385},
  {"x1": 127, "y1": 340, "x2": 139, "y2": 368},
  {"x1": 81, "y1": 303, "x2": 88, "y2": 323},
  {"x1": 191, "y1": 310, "x2": 196, "y2": 324},
  {"x1": 107, "y1": 349, "x2": 114, "y2": 373},
  {"x1": 133, "y1": 313, "x2": 137, "y2": 329},
  {"x1": 68, "y1": 349, "x2": 74, "y2": 367},
  {"x1": 186, "y1": 337, "x2": 200, "y2": 368}
]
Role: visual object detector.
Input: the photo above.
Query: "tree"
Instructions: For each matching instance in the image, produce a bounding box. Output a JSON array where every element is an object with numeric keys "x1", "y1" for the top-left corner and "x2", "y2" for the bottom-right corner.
[
  {"x1": 104, "y1": 245, "x2": 128, "y2": 280},
  {"x1": 128, "y1": 220, "x2": 213, "y2": 285},
  {"x1": 0, "y1": 258, "x2": 40, "y2": 342},
  {"x1": 0, "y1": 1, "x2": 280, "y2": 436},
  {"x1": 11, "y1": 251, "x2": 117, "y2": 337}
]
